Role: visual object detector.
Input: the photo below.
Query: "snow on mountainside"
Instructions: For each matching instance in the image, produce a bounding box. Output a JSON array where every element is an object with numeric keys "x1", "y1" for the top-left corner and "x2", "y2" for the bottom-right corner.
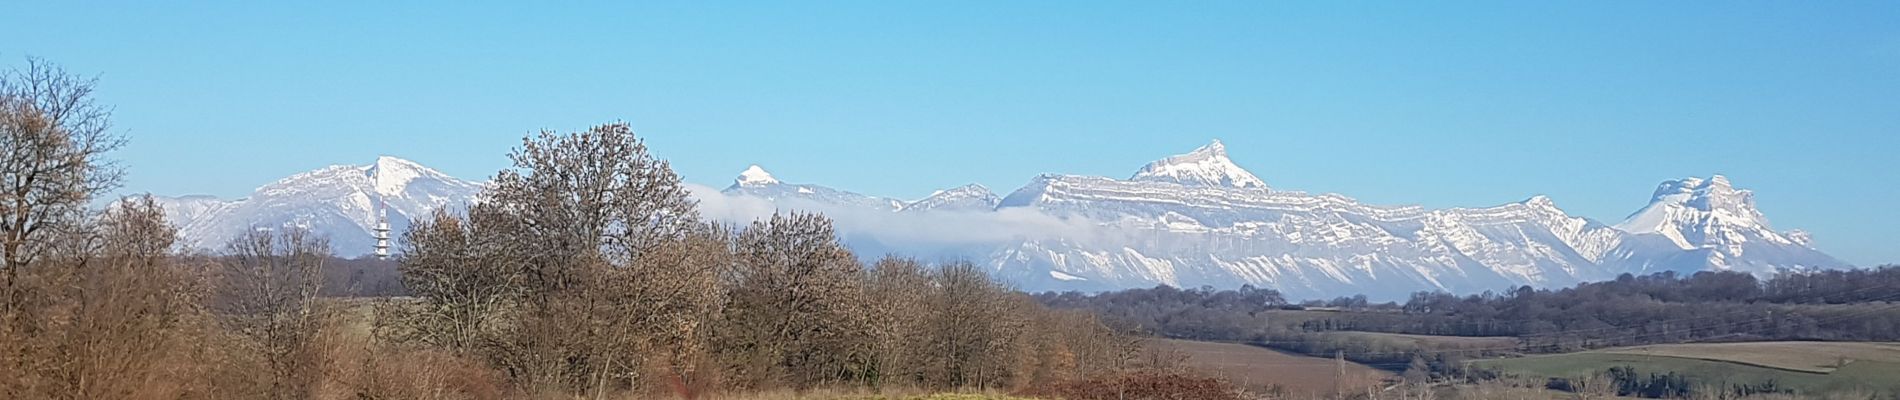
[
  {"x1": 148, "y1": 195, "x2": 230, "y2": 228},
  {"x1": 723, "y1": 165, "x2": 905, "y2": 211},
  {"x1": 152, "y1": 156, "x2": 483, "y2": 256},
  {"x1": 1129, "y1": 140, "x2": 1268, "y2": 189},
  {"x1": 901, "y1": 184, "x2": 1000, "y2": 213},
  {"x1": 1607, "y1": 175, "x2": 1846, "y2": 275},
  {"x1": 700, "y1": 142, "x2": 1843, "y2": 299},
  {"x1": 988, "y1": 173, "x2": 1633, "y2": 298},
  {"x1": 146, "y1": 145, "x2": 1846, "y2": 300}
]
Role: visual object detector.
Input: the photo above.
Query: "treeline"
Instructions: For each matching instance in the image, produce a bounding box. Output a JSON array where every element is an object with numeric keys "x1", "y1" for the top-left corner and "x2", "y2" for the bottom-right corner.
[
  {"x1": 1384, "y1": 269, "x2": 1900, "y2": 348},
  {"x1": 0, "y1": 59, "x2": 1144, "y2": 399},
  {"x1": 1038, "y1": 268, "x2": 1900, "y2": 370},
  {"x1": 1033, "y1": 285, "x2": 1493, "y2": 371},
  {"x1": 1034, "y1": 284, "x2": 1290, "y2": 340}
]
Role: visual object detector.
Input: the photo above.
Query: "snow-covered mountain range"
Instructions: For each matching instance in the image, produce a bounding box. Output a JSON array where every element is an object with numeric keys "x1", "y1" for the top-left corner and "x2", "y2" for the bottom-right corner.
[{"x1": 147, "y1": 143, "x2": 1847, "y2": 299}]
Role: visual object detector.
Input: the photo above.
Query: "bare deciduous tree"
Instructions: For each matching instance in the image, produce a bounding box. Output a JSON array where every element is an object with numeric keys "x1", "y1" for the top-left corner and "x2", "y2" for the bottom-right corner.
[
  {"x1": 388, "y1": 207, "x2": 522, "y2": 355},
  {"x1": 212, "y1": 228, "x2": 332, "y2": 400},
  {"x1": 485, "y1": 122, "x2": 698, "y2": 292},
  {"x1": 863, "y1": 256, "x2": 933, "y2": 388},
  {"x1": 0, "y1": 58, "x2": 201, "y2": 400},
  {"x1": 394, "y1": 123, "x2": 724, "y2": 396},
  {"x1": 717, "y1": 212, "x2": 872, "y2": 389},
  {"x1": 920, "y1": 261, "x2": 1022, "y2": 389},
  {"x1": 0, "y1": 57, "x2": 124, "y2": 274},
  {"x1": 0, "y1": 196, "x2": 209, "y2": 399}
]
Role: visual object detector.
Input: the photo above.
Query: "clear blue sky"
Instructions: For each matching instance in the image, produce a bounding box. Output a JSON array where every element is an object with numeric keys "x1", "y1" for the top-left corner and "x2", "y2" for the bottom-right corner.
[{"x1": 4, "y1": 1, "x2": 1897, "y2": 265}]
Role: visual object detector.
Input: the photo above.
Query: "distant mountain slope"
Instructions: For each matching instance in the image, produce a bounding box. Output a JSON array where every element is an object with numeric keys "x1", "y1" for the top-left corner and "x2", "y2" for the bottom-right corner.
[
  {"x1": 151, "y1": 156, "x2": 483, "y2": 256},
  {"x1": 722, "y1": 165, "x2": 906, "y2": 211},
  {"x1": 146, "y1": 144, "x2": 1847, "y2": 299},
  {"x1": 1128, "y1": 140, "x2": 1268, "y2": 189},
  {"x1": 901, "y1": 184, "x2": 1000, "y2": 213},
  {"x1": 1605, "y1": 175, "x2": 1846, "y2": 275}
]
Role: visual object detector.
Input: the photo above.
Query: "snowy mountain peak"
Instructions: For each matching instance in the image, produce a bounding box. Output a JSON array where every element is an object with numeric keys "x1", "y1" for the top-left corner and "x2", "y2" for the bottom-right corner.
[
  {"x1": 1129, "y1": 139, "x2": 1268, "y2": 189},
  {"x1": 1637, "y1": 175, "x2": 1766, "y2": 227},
  {"x1": 1650, "y1": 175, "x2": 1727, "y2": 200},
  {"x1": 734, "y1": 165, "x2": 780, "y2": 188},
  {"x1": 721, "y1": 165, "x2": 905, "y2": 211},
  {"x1": 366, "y1": 156, "x2": 437, "y2": 197},
  {"x1": 1609, "y1": 175, "x2": 1842, "y2": 273},
  {"x1": 1522, "y1": 195, "x2": 1558, "y2": 209},
  {"x1": 1194, "y1": 139, "x2": 1228, "y2": 156}
]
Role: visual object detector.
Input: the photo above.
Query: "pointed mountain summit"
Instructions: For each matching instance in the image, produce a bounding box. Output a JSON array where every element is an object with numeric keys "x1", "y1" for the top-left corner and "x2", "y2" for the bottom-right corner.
[
  {"x1": 721, "y1": 165, "x2": 904, "y2": 211},
  {"x1": 733, "y1": 164, "x2": 780, "y2": 188},
  {"x1": 1129, "y1": 140, "x2": 1268, "y2": 189}
]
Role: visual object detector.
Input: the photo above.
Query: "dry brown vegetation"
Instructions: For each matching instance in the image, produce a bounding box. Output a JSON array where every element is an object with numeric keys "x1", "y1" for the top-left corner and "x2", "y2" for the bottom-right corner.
[
  {"x1": 1146, "y1": 338, "x2": 1392, "y2": 398},
  {"x1": 0, "y1": 58, "x2": 1231, "y2": 399},
  {"x1": 1018, "y1": 370, "x2": 1247, "y2": 400},
  {"x1": 379, "y1": 125, "x2": 1142, "y2": 397}
]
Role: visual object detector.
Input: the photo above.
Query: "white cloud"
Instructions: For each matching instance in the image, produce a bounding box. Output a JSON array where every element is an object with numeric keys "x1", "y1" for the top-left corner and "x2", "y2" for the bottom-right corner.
[{"x1": 684, "y1": 183, "x2": 1114, "y2": 250}]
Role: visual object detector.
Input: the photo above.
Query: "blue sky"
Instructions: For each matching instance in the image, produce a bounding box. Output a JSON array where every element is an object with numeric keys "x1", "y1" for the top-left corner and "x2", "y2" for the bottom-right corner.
[{"x1": 3, "y1": 1, "x2": 1897, "y2": 265}]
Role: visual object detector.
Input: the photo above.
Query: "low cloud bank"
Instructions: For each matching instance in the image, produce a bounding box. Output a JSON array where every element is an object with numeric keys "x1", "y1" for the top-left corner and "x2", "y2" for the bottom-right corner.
[{"x1": 685, "y1": 184, "x2": 1113, "y2": 250}]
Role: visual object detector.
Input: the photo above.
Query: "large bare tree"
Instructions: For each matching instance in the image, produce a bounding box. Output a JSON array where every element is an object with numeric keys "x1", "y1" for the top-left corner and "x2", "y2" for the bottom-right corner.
[
  {"x1": 485, "y1": 123, "x2": 698, "y2": 289},
  {"x1": 390, "y1": 206, "x2": 523, "y2": 355},
  {"x1": 717, "y1": 212, "x2": 872, "y2": 389},
  {"x1": 0, "y1": 58, "x2": 124, "y2": 274},
  {"x1": 0, "y1": 59, "x2": 175, "y2": 399},
  {"x1": 395, "y1": 123, "x2": 723, "y2": 395}
]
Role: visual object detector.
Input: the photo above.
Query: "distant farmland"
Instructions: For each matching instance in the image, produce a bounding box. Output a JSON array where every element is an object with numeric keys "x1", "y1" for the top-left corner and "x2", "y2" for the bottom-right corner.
[
  {"x1": 1475, "y1": 342, "x2": 1900, "y2": 395},
  {"x1": 1598, "y1": 341, "x2": 1900, "y2": 373},
  {"x1": 1149, "y1": 338, "x2": 1393, "y2": 397}
]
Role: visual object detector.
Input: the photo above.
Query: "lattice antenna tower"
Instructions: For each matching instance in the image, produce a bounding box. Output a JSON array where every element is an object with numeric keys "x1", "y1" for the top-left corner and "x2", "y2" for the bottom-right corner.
[{"x1": 373, "y1": 193, "x2": 391, "y2": 260}]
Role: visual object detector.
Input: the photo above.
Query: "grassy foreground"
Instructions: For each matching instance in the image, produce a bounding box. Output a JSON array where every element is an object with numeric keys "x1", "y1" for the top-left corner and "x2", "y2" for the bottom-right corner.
[
  {"x1": 1150, "y1": 338, "x2": 1392, "y2": 397},
  {"x1": 715, "y1": 394, "x2": 1038, "y2": 400}
]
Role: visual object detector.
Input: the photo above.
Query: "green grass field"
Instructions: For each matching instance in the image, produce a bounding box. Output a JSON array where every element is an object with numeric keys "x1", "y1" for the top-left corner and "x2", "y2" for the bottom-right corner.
[
  {"x1": 1598, "y1": 342, "x2": 1900, "y2": 373},
  {"x1": 1474, "y1": 343, "x2": 1900, "y2": 395}
]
